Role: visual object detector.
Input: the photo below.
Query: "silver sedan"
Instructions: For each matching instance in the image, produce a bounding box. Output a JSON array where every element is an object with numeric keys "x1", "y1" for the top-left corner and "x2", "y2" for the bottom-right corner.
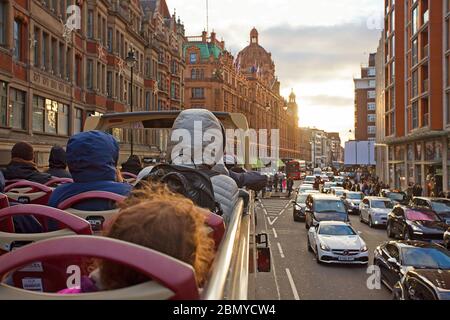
[{"x1": 359, "y1": 197, "x2": 394, "y2": 228}]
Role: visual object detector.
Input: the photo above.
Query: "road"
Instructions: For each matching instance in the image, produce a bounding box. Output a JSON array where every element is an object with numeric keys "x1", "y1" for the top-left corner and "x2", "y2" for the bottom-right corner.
[{"x1": 255, "y1": 189, "x2": 392, "y2": 300}]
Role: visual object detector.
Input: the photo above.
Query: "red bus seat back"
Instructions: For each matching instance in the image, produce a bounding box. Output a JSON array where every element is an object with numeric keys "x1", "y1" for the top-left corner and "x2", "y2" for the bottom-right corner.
[
  {"x1": 204, "y1": 212, "x2": 225, "y2": 250},
  {"x1": 0, "y1": 236, "x2": 199, "y2": 299},
  {"x1": 57, "y1": 192, "x2": 125, "y2": 233},
  {"x1": 122, "y1": 172, "x2": 137, "y2": 185},
  {"x1": 5, "y1": 181, "x2": 53, "y2": 205},
  {"x1": 45, "y1": 178, "x2": 73, "y2": 188}
]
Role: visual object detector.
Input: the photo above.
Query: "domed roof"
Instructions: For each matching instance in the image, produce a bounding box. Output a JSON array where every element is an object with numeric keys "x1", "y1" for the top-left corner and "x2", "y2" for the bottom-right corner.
[{"x1": 237, "y1": 28, "x2": 276, "y2": 86}]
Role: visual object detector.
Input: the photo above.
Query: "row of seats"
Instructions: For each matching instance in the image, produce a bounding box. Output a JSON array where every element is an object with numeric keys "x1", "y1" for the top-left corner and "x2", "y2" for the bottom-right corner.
[{"x1": 0, "y1": 178, "x2": 226, "y2": 300}]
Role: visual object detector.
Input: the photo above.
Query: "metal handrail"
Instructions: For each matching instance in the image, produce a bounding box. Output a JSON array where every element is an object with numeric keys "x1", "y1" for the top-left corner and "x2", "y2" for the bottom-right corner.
[{"x1": 202, "y1": 199, "x2": 245, "y2": 300}]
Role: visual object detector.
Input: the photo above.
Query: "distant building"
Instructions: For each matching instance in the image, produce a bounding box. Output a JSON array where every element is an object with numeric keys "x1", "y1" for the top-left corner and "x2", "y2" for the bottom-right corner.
[
  {"x1": 183, "y1": 29, "x2": 301, "y2": 159},
  {"x1": 354, "y1": 53, "x2": 377, "y2": 141},
  {"x1": 375, "y1": 31, "x2": 387, "y2": 183}
]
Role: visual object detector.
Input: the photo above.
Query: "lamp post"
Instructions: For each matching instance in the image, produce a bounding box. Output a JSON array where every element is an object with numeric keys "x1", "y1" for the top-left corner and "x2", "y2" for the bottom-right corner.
[{"x1": 126, "y1": 49, "x2": 137, "y2": 156}]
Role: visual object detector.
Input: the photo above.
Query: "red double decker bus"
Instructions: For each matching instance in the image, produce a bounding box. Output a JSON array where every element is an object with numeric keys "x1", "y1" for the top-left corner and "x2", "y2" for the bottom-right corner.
[{"x1": 286, "y1": 160, "x2": 304, "y2": 180}]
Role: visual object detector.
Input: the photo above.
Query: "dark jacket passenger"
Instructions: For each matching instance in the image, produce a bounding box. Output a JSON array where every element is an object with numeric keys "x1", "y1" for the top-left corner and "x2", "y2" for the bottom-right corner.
[
  {"x1": 121, "y1": 155, "x2": 143, "y2": 176},
  {"x1": 2, "y1": 142, "x2": 51, "y2": 184},
  {"x1": 46, "y1": 146, "x2": 72, "y2": 179},
  {"x1": 48, "y1": 131, "x2": 132, "y2": 211}
]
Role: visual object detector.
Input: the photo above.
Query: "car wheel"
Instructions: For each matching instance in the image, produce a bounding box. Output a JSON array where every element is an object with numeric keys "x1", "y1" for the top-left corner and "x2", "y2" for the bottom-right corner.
[
  {"x1": 369, "y1": 216, "x2": 374, "y2": 228},
  {"x1": 387, "y1": 222, "x2": 394, "y2": 238},
  {"x1": 360, "y1": 213, "x2": 364, "y2": 223}
]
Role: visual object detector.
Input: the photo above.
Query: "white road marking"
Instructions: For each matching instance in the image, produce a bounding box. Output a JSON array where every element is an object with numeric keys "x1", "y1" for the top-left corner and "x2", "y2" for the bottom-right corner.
[
  {"x1": 272, "y1": 228, "x2": 278, "y2": 239},
  {"x1": 286, "y1": 268, "x2": 300, "y2": 300},
  {"x1": 268, "y1": 217, "x2": 278, "y2": 225},
  {"x1": 277, "y1": 242, "x2": 285, "y2": 258},
  {"x1": 262, "y1": 205, "x2": 281, "y2": 300}
]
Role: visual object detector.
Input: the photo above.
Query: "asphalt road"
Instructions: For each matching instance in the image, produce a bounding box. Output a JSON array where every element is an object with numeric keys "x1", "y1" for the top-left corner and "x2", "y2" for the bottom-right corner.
[{"x1": 255, "y1": 190, "x2": 392, "y2": 300}]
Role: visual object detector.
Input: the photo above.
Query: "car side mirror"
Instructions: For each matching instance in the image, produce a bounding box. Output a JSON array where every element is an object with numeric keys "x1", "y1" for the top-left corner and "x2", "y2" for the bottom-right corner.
[{"x1": 309, "y1": 226, "x2": 316, "y2": 233}]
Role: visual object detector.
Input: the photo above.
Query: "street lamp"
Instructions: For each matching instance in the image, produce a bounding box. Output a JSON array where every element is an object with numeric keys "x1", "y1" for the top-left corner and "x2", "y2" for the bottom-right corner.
[
  {"x1": 126, "y1": 49, "x2": 137, "y2": 156},
  {"x1": 283, "y1": 101, "x2": 288, "y2": 111}
]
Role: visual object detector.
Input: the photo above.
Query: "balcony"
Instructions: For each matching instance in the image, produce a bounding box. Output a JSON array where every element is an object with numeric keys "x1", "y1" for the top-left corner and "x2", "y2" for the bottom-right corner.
[
  {"x1": 423, "y1": 79, "x2": 429, "y2": 93},
  {"x1": 422, "y1": 44, "x2": 429, "y2": 60}
]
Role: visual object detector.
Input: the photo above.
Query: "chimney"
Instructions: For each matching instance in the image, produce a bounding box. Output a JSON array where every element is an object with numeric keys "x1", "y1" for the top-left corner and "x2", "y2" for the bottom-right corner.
[
  {"x1": 210, "y1": 31, "x2": 216, "y2": 43},
  {"x1": 202, "y1": 31, "x2": 207, "y2": 43}
]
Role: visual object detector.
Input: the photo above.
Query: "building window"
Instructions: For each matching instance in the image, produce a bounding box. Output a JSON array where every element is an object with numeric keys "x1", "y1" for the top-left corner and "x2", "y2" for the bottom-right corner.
[
  {"x1": 34, "y1": 29, "x2": 40, "y2": 67},
  {"x1": 32, "y1": 95, "x2": 44, "y2": 132},
  {"x1": 107, "y1": 71, "x2": 112, "y2": 97},
  {"x1": 368, "y1": 126, "x2": 376, "y2": 135},
  {"x1": 368, "y1": 114, "x2": 376, "y2": 123},
  {"x1": 86, "y1": 59, "x2": 93, "y2": 89},
  {"x1": 10, "y1": 88, "x2": 26, "y2": 130},
  {"x1": 59, "y1": 43, "x2": 64, "y2": 77},
  {"x1": 73, "y1": 108, "x2": 83, "y2": 134},
  {"x1": 190, "y1": 53, "x2": 197, "y2": 64},
  {"x1": 412, "y1": 101, "x2": 419, "y2": 129},
  {"x1": 87, "y1": 10, "x2": 94, "y2": 39},
  {"x1": 367, "y1": 91, "x2": 375, "y2": 99},
  {"x1": 107, "y1": 27, "x2": 113, "y2": 53},
  {"x1": 75, "y1": 55, "x2": 82, "y2": 87},
  {"x1": 192, "y1": 88, "x2": 204, "y2": 99},
  {"x1": 0, "y1": 81, "x2": 6, "y2": 126},
  {"x1": 0, "y1": 2, "x2": 6, "y2": 46},
  {"x1": 13, "y1": 20, "x2": 21, "y2": 60},
  {"x1": 42, "y1": 33, "x2": 49, "y2": 69},
  {"x1": 369, "y1": 80, "x2": 376, "y2": 88},
  {"x1": 368, "y1": 102, "x2": 376, "y2": 111},
  {"x1": 57, "y1": 103, "x2": 69, "y2": 136}
]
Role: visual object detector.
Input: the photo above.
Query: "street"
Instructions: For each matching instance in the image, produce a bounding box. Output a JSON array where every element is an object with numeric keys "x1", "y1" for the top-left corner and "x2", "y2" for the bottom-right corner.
[{"x1": 255, "y1": 187, "x2": 392, "y2": 300}]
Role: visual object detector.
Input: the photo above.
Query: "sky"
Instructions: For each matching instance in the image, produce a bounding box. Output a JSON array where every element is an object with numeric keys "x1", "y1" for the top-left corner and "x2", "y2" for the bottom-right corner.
[{"x1": 168, "y1": 0, "x2": 384, "y2": 143}]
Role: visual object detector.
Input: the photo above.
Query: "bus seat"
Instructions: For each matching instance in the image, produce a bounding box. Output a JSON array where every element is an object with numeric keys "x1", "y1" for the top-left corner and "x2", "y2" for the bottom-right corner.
[
  {"x1": 204, "y1": 212, "x2": 225, "y2": 249},
  {"x1": 57, "y1": 191, "x2": 126, "y2": 233},
  {"x1": 0, "y1": 236, "x2": 199, "y2": 300},
  {"x1": 0, "y1": 205, "x2": 93, "y2": 292},
  {"x1": 5, "y1": 181, "x2": 53, "y2": 205},
  {"x1": 0, "y1": 194, "x2": 9, "y2": 210},
  {"x1": 45, "y1": 178, "x2": 73, "y2": 188}
]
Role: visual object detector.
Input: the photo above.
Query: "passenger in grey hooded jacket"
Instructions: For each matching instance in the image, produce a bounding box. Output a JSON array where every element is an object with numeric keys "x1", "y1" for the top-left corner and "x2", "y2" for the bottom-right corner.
[{"x1": 167, "y1": 109, "x2": 239, "y2": 224}]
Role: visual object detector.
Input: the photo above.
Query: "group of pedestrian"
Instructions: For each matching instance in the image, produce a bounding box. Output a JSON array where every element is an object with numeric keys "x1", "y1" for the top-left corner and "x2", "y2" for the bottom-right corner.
[{"x1": 342, "y1": 176, "x2": 390, "y2": 197}]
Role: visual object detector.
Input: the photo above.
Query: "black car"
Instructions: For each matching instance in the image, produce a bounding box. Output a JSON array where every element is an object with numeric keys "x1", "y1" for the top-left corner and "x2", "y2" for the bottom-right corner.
[
  {"x1": 411, "y1": 197, "x2": 450, "y2": 225},
  {"x1": 342, "y1": 191, "x2": 364, "y2": 215},
  {"x1": 293, "y1": 193, "x2": 308, "y2": 222},
  {"x1": 445, "y1": 229, "x2": 450, "y2": 250},
  {"x1": 304, "y1": 194, "x2": 349, "y2": 229},
  {"x1": 374, "y1": 241, "x2": 450, "y2": 300},
  {"x1": 381, "y1": 190, "x2": 409, "y2": 205},
  {"x1": 386, "y1": 206, "x2": 448, "y2": 245}
]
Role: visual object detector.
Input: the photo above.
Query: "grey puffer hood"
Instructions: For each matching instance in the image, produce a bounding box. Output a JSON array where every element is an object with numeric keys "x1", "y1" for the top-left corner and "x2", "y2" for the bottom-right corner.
[{"x1": 168, "y1": 109, "x2": 225, "y2": 166}]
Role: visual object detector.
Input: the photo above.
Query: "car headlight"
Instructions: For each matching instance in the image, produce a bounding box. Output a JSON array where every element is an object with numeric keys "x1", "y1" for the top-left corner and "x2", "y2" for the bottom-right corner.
[
  {"x1": 360, "y1": 245, "x2": 368, "y2": 252},
  {"x1": 411, "y1": 224, "x2": 422, "y2": 232},
  {"x1": 320, "y1": 242, "x2": 331, "y2": 251}
]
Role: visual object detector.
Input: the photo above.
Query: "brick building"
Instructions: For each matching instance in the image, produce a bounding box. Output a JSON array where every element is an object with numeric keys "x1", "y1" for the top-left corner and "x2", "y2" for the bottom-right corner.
[
  {"x1": 0, "y1": 0, "x2": 185, "y2": 166},
  {"x1": 183, "y1": 29, "x2": 301, "y2": 159},
  {"x1": 354, "y1": 53, "x2": 377, "y2": 141},
  {"x1": 382, "y1": 0, "x2": 449, "y2": 194}
]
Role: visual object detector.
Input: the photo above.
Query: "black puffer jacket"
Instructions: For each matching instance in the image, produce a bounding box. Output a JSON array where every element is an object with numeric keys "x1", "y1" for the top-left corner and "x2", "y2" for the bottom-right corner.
[
  {"x1": 2, "y1": 161, "x2": 52, "y2": 184},
  {"x1": 46, "y1": 146, "x2": 72, "y2": 178}
]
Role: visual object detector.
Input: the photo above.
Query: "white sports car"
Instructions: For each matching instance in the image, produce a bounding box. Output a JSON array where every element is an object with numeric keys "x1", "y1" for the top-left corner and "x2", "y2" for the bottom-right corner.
[{"x1": 307, "y1": 221, "x2": 369, "y2": 265}]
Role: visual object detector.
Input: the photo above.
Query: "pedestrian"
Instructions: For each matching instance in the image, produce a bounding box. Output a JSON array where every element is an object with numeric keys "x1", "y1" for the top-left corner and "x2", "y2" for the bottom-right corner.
[
  {"x1": 46, "y1": 146, "x2": 72, "y2": 179},
  {"x1": 274, "y1": 173, "x2": 279, "y2": 192},
  {"x1": 287, "y1": 177, "x2": 294, "y2": 198},
  {"x1": 2, "y1": 142, "x2": 52, "y2": 184}
]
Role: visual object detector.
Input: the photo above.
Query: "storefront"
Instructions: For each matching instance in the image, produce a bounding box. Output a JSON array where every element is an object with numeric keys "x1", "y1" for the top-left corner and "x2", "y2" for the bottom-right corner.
[{"x1": 387, "y1": 133, "x2": 449, "y2": 195}]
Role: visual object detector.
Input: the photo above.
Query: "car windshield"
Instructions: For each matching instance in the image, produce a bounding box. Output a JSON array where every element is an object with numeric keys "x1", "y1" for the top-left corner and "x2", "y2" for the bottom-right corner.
[
  {"x1": 346, "y1": 193, "x2": 363, "y2": 200},
  {"x1": 405, "y1": 210, "x2": 441, "y2": 222},
  {"x1": 334, "y1": 190, "x2": 345, "y2": 196},
  {"x1": 296, "y1": 194, "x2": 308, "y2": 204},
  {"x1": 401, "y1": 247, "x2": 450, "y2": 270},
  {"x1": 305, "y1": 177, "x2": 315, "y2": 182},
  {"x1": 431, "y1": 200, "x2": 450, "y2": 214},
  {"x1": 324, "y1": 182, "x2": 336, "y2": 187},
  {"x1": 300, "y1": 186, "x2": 313, "y2": 191},
  {"x1": 372, "y1": 200, "x2": 394, "y2": 209},
  {"x1": 315, "y1": 200, "x2": 347, "y2": 213},
  {"x1": 319, "y1": 225, "x2": 356, "y2": 236},
  {"x1": 388, "y1": 192, "x2": 405, "y2": 201}
]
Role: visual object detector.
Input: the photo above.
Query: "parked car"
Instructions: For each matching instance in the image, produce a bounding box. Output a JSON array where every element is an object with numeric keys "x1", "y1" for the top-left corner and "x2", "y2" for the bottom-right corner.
[
  {"x1": 374, "y1": 241, "x2": 450, "y2": 299},
  {"x1": 331, "y1": 188, "x2": 345, "y2": 198},
  {"x1": 386, "y1": 206, "x2": 448, "y2": 245},
  {"x1": 411, "y1": 197, "x2": 450, "y2": 225},
  {"x1": 342, "y1": 191, "x2": 364, "y2": 215},
  {"x1": 305, "y1": 194, "x2": 349, "y2": 229},
  {"x1": 307, "y1": 221, "x2": 368, "y2": 265},
  {"x1": 293, "y1": 193, "x2": 308, "y2": 222},
  {"x1": 334, "y1": 176, "x2": 345, "y2": 187},
  {"x1": 381, "y1": 190, "x2": 409, "y2": 205},
  {"x1": 444, "y1": 228, "x2": 450, "y2": 250},
  {"x1": 359, "y1": 197, "x2": 394, "y2": 228}
]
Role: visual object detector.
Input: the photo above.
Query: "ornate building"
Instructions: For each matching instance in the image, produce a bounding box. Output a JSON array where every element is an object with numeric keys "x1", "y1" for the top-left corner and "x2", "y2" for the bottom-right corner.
[
  {"x1": 0, "y1": 0, "x2": 186, "y2": 166},
  {"x1": 184, "y1": 29, "x2": 301, "y2": 159}
]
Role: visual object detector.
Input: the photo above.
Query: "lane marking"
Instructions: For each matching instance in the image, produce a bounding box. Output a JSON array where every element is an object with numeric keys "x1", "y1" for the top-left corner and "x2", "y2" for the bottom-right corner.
[
  {"x1": 262, "y1": 206, "x2": 281, "y2": 300},
  {"x1": 286, "y1": 268, "x2": 300, "y2": 300},
  {"x1": 277, "y1": 242, "x2": 285, "y2": 258},
  {"x1": 268, "y1": 217, "x2": 278, "y2": 225},
  {"x1": 272, "y1": 228, "x2": 278, "y2": 239}
]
